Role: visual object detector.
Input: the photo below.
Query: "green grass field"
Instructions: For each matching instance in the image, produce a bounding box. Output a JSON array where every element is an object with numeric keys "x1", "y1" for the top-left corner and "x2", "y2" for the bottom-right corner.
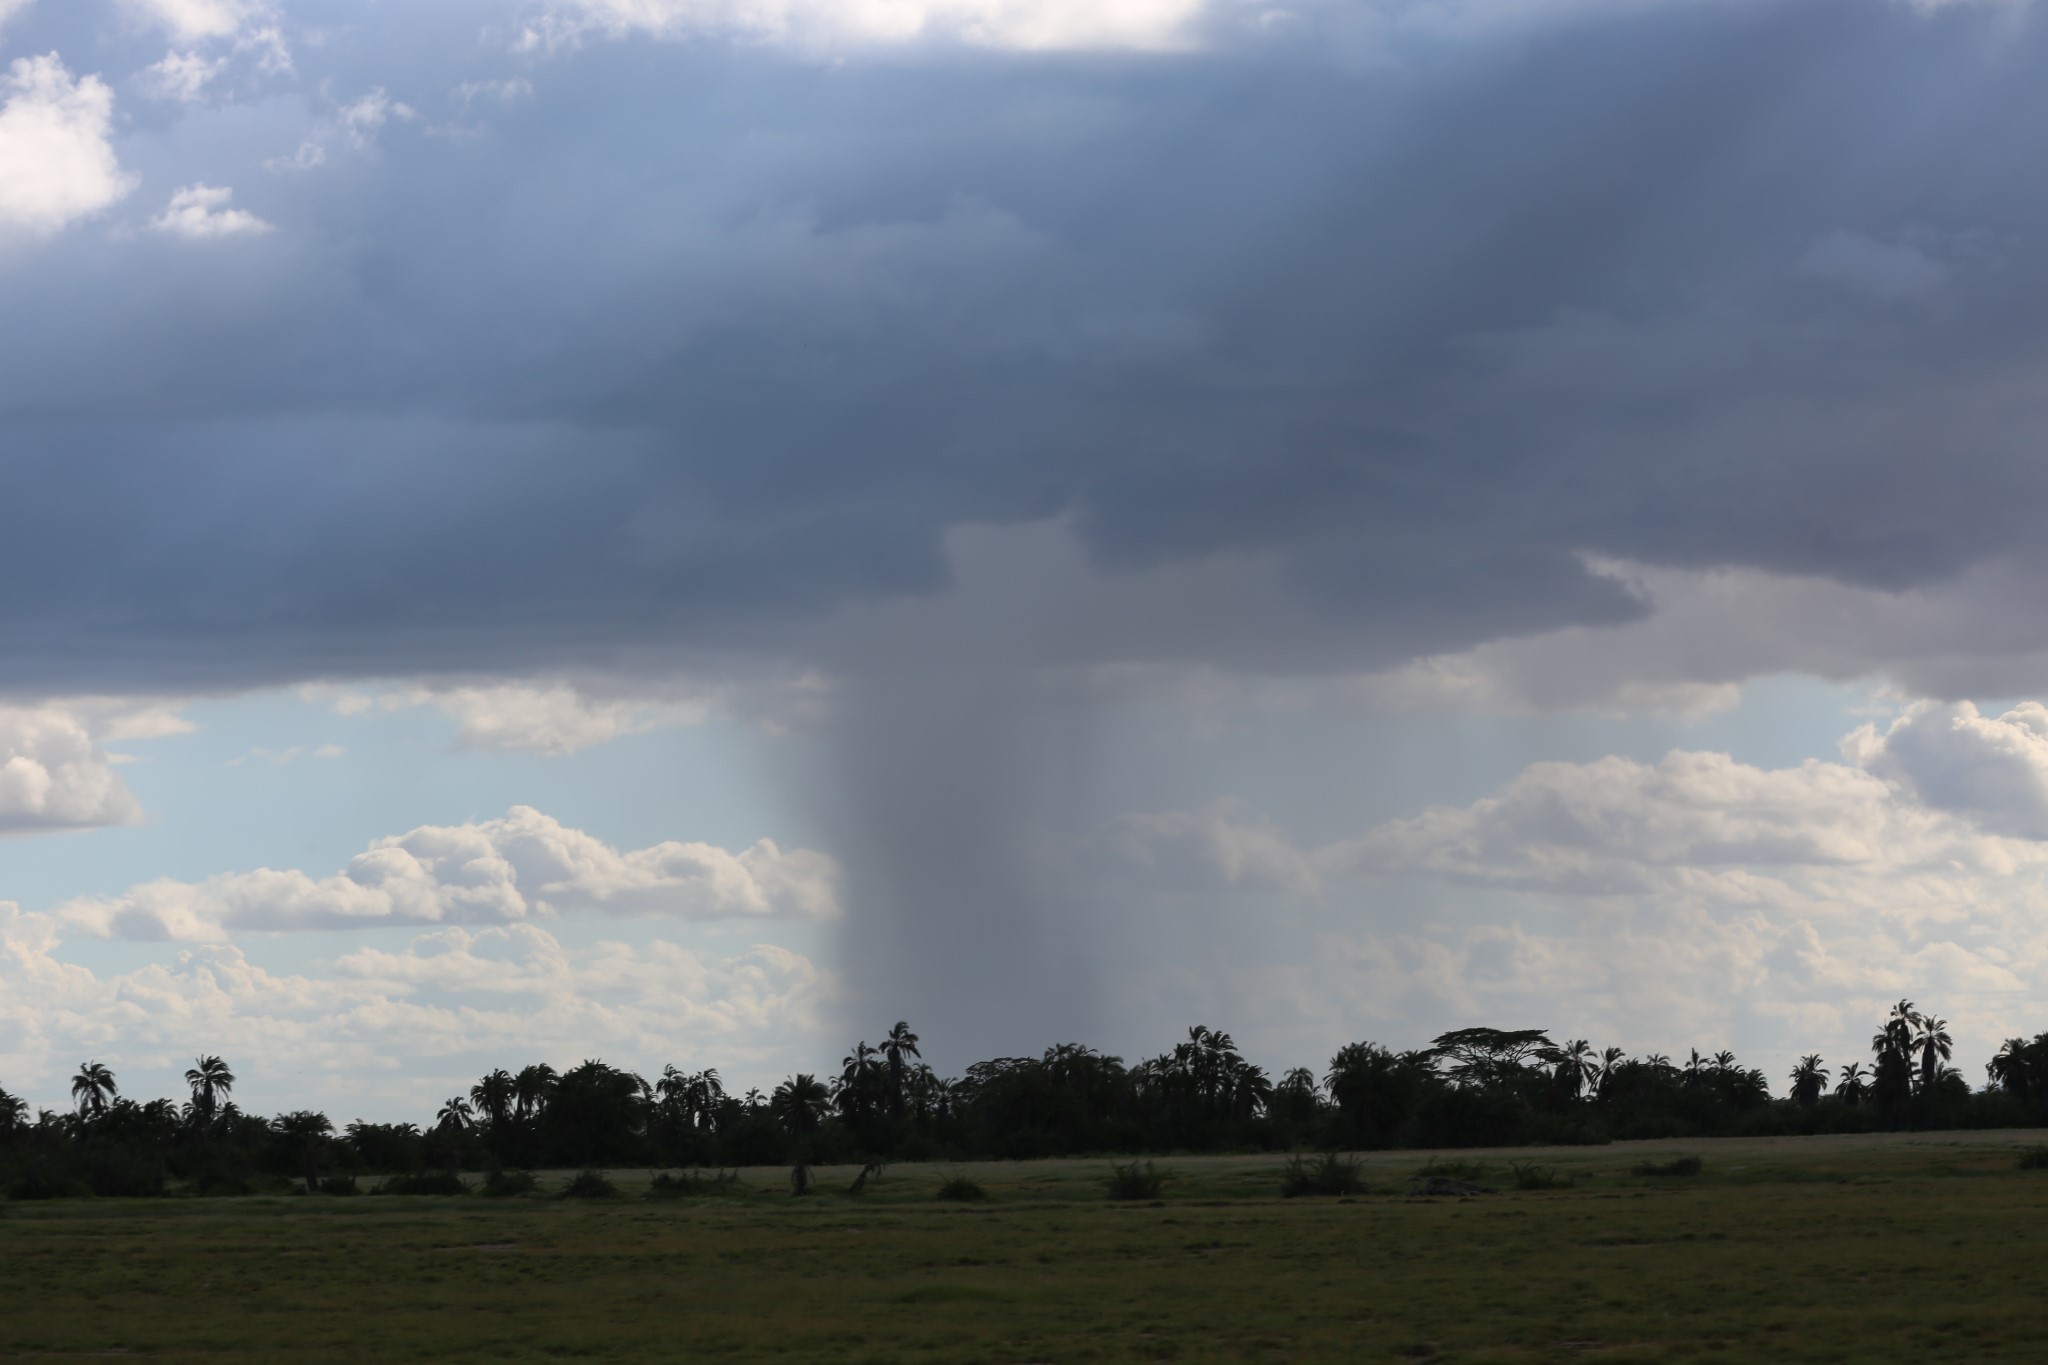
[{"x1": 6, "y1": 1130, "x2": 2048, "y2": 1362}]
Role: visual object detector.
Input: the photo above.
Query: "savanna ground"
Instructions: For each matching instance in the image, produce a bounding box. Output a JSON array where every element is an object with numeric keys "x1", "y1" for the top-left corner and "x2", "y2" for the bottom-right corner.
[{"x1": 5, "y1": 1130, "x2": 2048, "y2": 1363}]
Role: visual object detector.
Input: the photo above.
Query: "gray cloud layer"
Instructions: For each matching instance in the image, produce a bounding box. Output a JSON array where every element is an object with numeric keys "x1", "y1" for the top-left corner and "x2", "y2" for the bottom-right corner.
[{"x1": 5, "y1": 0, "x2": 2048, "y2": 698}]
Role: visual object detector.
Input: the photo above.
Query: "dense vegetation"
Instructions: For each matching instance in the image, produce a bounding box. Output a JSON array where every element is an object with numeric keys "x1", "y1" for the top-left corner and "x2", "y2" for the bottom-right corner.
[{"x1": 8, "y1": 999, "x2": 2048, "y2": 1197}]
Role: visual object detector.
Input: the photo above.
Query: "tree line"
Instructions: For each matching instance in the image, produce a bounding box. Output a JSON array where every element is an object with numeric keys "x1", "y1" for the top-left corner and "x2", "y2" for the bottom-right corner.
[{"x1": 7, "y1": 1001, "x2": 2048, "y2": 1197}]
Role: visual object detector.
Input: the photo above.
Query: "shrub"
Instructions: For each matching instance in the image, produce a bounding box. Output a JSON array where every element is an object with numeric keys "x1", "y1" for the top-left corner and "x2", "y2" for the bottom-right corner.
[
  {"x1": 317, "y1": 1175, "x2": 360, "y2": 1196},
  {"x1": 7, "y1": 1169, "x2": 92, "y2": 1201},
  {"x1": 1509, "y1": 1160, "x2": 1572, "y2": 1191},
  {"x1": 2016, "y1": 1146, "x2": 2048, "y2": 1171},
  {"x1": 1106, "y1": 1160, "x2": 1167, "y2": 1201},
  {"x1": 86, "y1": 1156, "x2": 164, "y2": 1198},
  {"x1": 481, "y1": 1169, "x2": 538, "y2": 1198},
  {"x1": 372, "y1": 1171, "x2": 469, "y2": 1196},
  {"x1": 648, "y1": 1169, "x2": 737, "y2": 1199},
  {"x1": 935, "y1": 1173, "x2": 987, "y2": 1202},
  {"x1": 189, "y1": 1167, "x2": 254, "y2": 1197},
  {"x1": 1415, "y1": 1158, "x2": 1488, "y2": 1182},
  {"x1": 1632, "y1": 1155, "x2": 1703, "y2": 1178},
  {"x1": 561, "y1": 1170, "x2": 619, "y2": 1200},
  {"x1": 1281, "y1": 1152, "x2": 1364, "y2": 1197}
]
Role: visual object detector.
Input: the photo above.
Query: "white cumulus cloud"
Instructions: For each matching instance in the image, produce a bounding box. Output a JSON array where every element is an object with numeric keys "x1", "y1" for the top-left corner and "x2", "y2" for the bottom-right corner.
[
  {"x1": 1100, "y1": 703, "x2": 2048, "y2": 1075},
  {"x1": 1850, "y1": 701, "x2": 2048, "y2": 839},
  {"x1": 338, "y1": 87, "x2": 415, "y2": 148},
  {"x1": 120, "y1": 0, "x2": 270, "y2": 42},
  {"x1": 0, "y1": 54, "x2": 133, "y2": 237},
  {"x1": 57, "y1": 804, "x2": 843, "y2": 941},
  {"x1": 0, "y1": 903, "x2": 830, "y2": 1120},
  {"x1": 150, "y1": 183, "x2": 273, "y2": 239},
  {"x1": 310, "y1": 675, "x2": 822, "y2": 754},
  {"x1": 517, "y1": 0, "x2": 1209, "y2": 53},
  {"x1": 140, "y1": 50, "x2": 227, "y2": 104},
  {"x1": 267, "y1": 87, "x2": 417, "y2": 172},
  {"x1": 410, "y1": 682, "x2": 719, "y2": 755},
  {"x1": 0, "y1": 705, "x2": 145, "y2": 834},
  {"x1": 451, "y1": 77, "x2": 535, "y2": 107}
]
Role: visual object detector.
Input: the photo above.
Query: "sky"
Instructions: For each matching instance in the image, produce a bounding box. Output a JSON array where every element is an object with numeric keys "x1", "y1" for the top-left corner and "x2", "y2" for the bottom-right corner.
[{"x1": 7, "y1": 0, "x2": 2048, "y2": 1121}]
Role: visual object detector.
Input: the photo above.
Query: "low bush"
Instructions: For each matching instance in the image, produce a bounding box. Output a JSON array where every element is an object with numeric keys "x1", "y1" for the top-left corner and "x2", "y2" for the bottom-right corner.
[
  {"x1": 1106, "y1": 1160, "x2": 1167, "y2": 1201},
  {"x1": 7, "y1": 1169, "x2": 92, "y2": 1201},
  {"x1": 935, "y1": 1173, "x2": 987, "y2": 1202},
  {"x1": 1508, "y1": 1160, "x2": 1572, "y2": 1190},
  {"x1": 1415, "y1": 1158, "x2": 1489, "y2": 1183},
  {"x1": 648, "y1": 1169, "x2": 738, "y2": 1199},
  {"x1": 2016, "y1": 1146, "x2": 2048, "y2": 1170},
  {"x1": 1632, "y1": 1155, "x2": 1703, "y2": 1178},
  {"x1": 481, "y1": 1169, "x2": 538, "y2": 1197},
  {"x1": 373, "y1": 1171, "x2": 469, "y2": 1197},
  {"x1": 1281, "y1": 1152, "x2": 1364, "y2": 1197},
  {"x1": 561, "y1": 1170, "x2": 619, "y2": 1200},
  {"x1": 317, "y1": 1175, "x2": 360, "y2": 1196}
]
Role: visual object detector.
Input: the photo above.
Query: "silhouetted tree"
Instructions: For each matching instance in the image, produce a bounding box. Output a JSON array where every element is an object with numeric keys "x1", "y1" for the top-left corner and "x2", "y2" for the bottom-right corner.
[
  {"x1": 270, "y1": 1111, "x2": 333, "y2": 1192},
  {"x1": 71, "y1": 1062, "x2": 117, "y2": 1120},
  {"x1": 0, "y1": 1086, "x2": 26, "y2": 1138},
  {"x1": 470, "y1": 1070, "x2": 515, "y2": 1134},
  {"x1": 1430, "y1": 1028, "x2": 1554, "y2": 1090},
  {"x1": 1326, "y1": 1042, "x2": 1433, "y2": 1145},
  {"x1": 1872, "y1": 1000, "x2": 1919, "y2": 1122},
  {"x1": 1915, "y1": 1015, "x2": 1953, "y2": 1094},
  {"x1": 772, "y1": 1074, "x2": 828, "y2": 1138},
  {"x1": 1988, "y1": 1035, "x2": 2048, "y2": 1104},
  {"x1": 513, "y1": 1063, "x2": 557, "y2": 1125},
  {"x1": 1789, "y1": 1055, "x2": 1830, "y2": 1107},
  {"x1": 1544, "y1": 1039, "x2": 1599, "y2": 1102},
  {"x1": 184, "y1": 1056, "x2": 234, "y2": 1130},
  {"x1": 881, "y1": 1022, "x2": 921, "y2": 1120}
]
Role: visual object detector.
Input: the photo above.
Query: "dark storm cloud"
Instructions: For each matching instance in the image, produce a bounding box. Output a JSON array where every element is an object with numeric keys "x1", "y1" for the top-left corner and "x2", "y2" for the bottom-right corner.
[{"x1": 6, "y1": 0, "x2": 2048, "y2": 695}]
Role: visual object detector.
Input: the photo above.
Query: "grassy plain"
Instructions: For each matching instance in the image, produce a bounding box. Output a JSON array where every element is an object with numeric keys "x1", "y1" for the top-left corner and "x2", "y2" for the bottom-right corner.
[{"x1": 6, "y1": 1130, "x2": 2048, "y2": 1362}]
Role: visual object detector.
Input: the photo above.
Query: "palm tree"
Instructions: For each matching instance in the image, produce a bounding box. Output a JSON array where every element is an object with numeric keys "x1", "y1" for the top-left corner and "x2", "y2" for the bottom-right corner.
[
  {"x1": 881, "y1": 1021, "x2": 921, "y2": 1120},
  {"x1": 1874, "y1": 999, "x2": 1919, "y2": 1064},
  {"x1": 694, "y1": 1069, "x2": 725, "y2": 1129},
  {"x1": 1914, "y1": 1015, "x2": 1953, "y2": 1094},
  {"x1": 1835, "y1": 1061, "x2": 1869, "y2": 1105},
  {"x1": 470, "y1": 1070, "x2": 515, "y2": 1132},
  {"x1": 513, "y1": 1063, "x2": 557, "y2": 1124},
  {"x1": 184, "y1": 1055, "x2": 235, "y2": 1128},
  {"x1": 1596, "y1": 1047, "x2": 1627, "y2": 1097},
  {"x1": 0, "y1": 1086, "x2": 27, "y2": 1136},
  {"x1": 1548, "y1": 1039, "x2": 1599, "y2": 1100},
  {"x1": 71, "y1": 1061, "x2": 117, "y2": 1120},
  {"x1": 772, "y1": 1074, "x2": 828, "y2": 1138},
  {"x1": 838, "y1": 1043, "x2": 880, "y2": 1125},
  {"x1": 1788, "y1": 1055, "x2": 1830, "y2": 1107},
  {"x1": 270, "y1": 1111, "x2": 334, "y2": 1192},
  {"x1": 656, "y1": 1064, "x2": 690, "y2": 1111},
  {"x1": 1870, "y1": 1000, "x2": 1919, "y2": 1120},
  {"x1": 1987, "y1": 1037, "x2": 2043, "y2": 1100},
  {"x1": 1227, "y1": 1061, "x2": 1274, "y2": 1119},
  {"x1": 436, "y1": 1096, "x2": 475, "y2": 1132}
]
